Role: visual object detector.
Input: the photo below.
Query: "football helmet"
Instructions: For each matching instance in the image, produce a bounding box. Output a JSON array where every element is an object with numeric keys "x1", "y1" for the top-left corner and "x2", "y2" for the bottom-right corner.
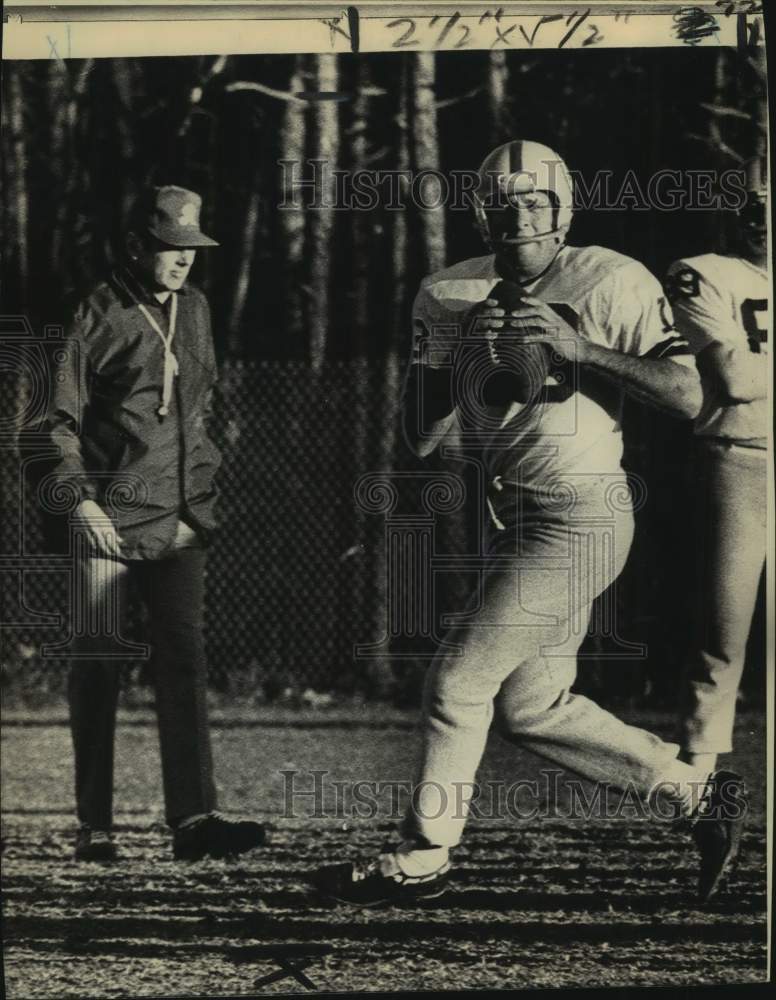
[
  {"x1": 739, "y1": 154, "x2": 768, "y2": 232},
  {"x1": 473, "y1": 140, "x2": 574, "y2": 250}
]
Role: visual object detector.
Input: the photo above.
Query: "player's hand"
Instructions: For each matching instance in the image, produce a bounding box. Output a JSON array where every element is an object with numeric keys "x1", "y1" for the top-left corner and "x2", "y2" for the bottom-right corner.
[
  {"x1": 72, "y1": 499, "x2": 124, "y2": 557},
  {"x1": 468, "y1": 298, "x2": 510, "y2": 366},
  {"x1": 505, "y1": 296, "x2": 591, "y2": 363}
]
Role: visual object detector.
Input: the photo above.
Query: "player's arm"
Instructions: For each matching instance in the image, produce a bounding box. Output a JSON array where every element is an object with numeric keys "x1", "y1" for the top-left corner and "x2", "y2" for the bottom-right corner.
[
  {"x1": 401, "y1": 292, "x2": 457, "y2": 458},
  {"x1": 402, "y1": 363, "x2": 457, "y2": 459},
  {"x1": 694, "y1": 341, "x2": 767, "y2": 403},
  {"x1": 666, "y1": 264, "x2": 767, "y2": 404},
  {"x1": 576, "y1": 341, "x2": 700, "y2": 418},
  {"x1": 508, "y1": 288, "x2": 702, "y2": 420}
]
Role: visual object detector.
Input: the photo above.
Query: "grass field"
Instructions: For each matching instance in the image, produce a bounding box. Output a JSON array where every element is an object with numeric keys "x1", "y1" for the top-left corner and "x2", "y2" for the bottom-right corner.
[{"x1": 1, "y1": 706, "x2": 769, "y2": 997}]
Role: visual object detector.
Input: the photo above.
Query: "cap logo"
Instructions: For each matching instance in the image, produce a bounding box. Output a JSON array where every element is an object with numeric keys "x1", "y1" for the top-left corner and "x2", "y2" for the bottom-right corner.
[{"x1": 177, "y1": 202, "x2": 198, "y2": 227}]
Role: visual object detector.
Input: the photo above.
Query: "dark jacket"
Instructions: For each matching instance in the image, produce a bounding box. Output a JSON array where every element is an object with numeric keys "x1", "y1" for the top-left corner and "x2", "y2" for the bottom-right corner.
[{"x1": 41, "y1": 266, "x2": 221, "y2": 559}]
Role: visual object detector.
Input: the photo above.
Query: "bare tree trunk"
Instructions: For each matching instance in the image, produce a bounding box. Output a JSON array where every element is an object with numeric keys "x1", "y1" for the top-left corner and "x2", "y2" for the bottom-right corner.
[
  {"x1": 350, "y1": 63, "x2": 371, "y2": 353},
  {"x1": 412, "y1": 54, "x2": 470, "y2": 661},
  {"x1": 111, "y1": 60, "x2": 137, "y2": 245},
  {"x1": 307, "y1": 54, "x2": 339, "y2": 371},
  {"x1": 197, "y1": 116, "x2": 218, "y2": 300},
  {"x1": 391, "y1": 60, "x2": 411, "y2": 358},
  {"x1": 48, "y1": 61, "x2": 69, "y2": 285},
  {"x1": 279, "y1": 55, "x2": 306, "y2": 354},
  {"x1": 411, "y1": 52, "x2": 446, "y2": 274},
  {"x1": 62, "y1": 60, "x2": 95, "y2": 300},
  {"x1": 6, "y1": 65, "x2": 29, "y2": 303},
  {"x1": 647, "y1": 57, "x2": 662, "y2": 281},
  {"x1": 348, "y1": 61, "x2": 371, "y2": 635},
  {"x1": 1, "y1": 67, "x2": 30, "y2": 573},
  {"x1": 227, "y1": 188, "x2": 260, "y2": 352},
  {"x1": 708, "y1": 50, "x2": 730, "y2": 252},
  {"x1": 748, "y1": 45, "x2": 768, "y2": 173},
  {"x1": 343, "y1": 61, "x2": 396, "y2": 696},
  {"x1": 487, "y1": 50, "x2": 509, "y2": 147},
  {"x1": 362, "y1": 58, "x2": 414, "y2": 698}
]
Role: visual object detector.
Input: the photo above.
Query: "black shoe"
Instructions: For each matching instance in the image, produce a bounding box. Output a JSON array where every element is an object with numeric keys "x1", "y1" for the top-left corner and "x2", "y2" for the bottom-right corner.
[
  {"x1": 691, "y1": 769, "x2": 747, "y2": 902},
  {"x1": 172, "y1": 812, "x2": 267, "y2": 861},
  {"x1": 74, "y1": 825, "x2": 117, "y2": 863},
  {"x1": 312, "y1": 852, "x2": 451, "y2": 907}
]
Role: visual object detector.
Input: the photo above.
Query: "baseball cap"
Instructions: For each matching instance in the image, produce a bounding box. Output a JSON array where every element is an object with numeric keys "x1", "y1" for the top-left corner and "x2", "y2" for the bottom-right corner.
[{"x1": 130, "y1": 185, "x2": 219, "y2": 248}]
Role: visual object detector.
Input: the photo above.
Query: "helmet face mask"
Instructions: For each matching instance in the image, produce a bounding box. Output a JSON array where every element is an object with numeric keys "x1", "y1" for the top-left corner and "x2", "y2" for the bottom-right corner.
[
  {"x1": 736, "y1": 155, "x2": 768, "y2": 261},
  {"x1": 481, "y1": 189, "x2": 556, "y2": 246},
  {"x1": 739, "y1": 189, "x2": 767, "y2": 231},
  {"x1": 737, "y1": 186, "x2": 768, "y2": 262}
]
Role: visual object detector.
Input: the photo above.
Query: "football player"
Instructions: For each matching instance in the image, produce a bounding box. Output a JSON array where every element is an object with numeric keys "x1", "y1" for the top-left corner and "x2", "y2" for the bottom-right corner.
[
  {"x1": 666, "y1": 156, "x2": 769, "y2": 774},
  {"x1": 314, "y1": 141, "x2": 747, "y2": 905}
]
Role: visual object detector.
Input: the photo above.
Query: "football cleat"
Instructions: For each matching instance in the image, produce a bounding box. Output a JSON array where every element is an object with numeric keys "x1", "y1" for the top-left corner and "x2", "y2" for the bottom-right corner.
[
  {"x1": 311, "y1": 851, "x2": 451, "y2": 907},
  {"x1": 691, "y1": 769, "x2": 747, "y2": 902}
]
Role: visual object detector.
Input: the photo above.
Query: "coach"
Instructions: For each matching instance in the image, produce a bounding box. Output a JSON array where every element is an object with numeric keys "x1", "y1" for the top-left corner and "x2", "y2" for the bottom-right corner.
[{"x1": 43, "y1": 185, "x2": 265, "y2": 862}]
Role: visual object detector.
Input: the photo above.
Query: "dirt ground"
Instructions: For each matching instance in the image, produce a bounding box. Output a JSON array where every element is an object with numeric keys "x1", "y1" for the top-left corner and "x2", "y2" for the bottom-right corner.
[{"x1": 1, "y1": 707, "x2": 769, "y2": 997}]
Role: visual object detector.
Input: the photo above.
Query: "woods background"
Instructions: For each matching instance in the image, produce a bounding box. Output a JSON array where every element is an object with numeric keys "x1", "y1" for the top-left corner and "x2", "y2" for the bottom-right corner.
[{"x1": 1, "y1": 46, "x2": 767, "y2": 705}]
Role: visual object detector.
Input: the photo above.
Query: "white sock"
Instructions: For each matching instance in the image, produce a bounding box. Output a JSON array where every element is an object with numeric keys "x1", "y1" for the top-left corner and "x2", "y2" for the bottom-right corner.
[
  {"x1": 393, "y1": 840, "x2": 449, "y2": 877},
  {"x1": 679, "y1": 750, "x2": 718, "y2": 773},
  {"x1": 652, "y1": 760, "x2": 712, "y2": 819}
]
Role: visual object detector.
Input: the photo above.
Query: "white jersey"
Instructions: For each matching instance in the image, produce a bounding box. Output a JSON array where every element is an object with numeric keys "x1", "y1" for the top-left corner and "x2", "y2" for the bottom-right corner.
[
  {"x1": 411, "y1": 245, "x2": 691, "y2": 494},
  {"x1": 666, "y1": 254, "x2": 768, "y2": 444}
]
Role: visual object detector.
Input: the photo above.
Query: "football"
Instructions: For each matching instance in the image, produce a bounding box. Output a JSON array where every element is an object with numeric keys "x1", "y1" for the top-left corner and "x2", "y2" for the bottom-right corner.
[{"x1": 485, "y1": 279, "x2": 551, "y2": 405}]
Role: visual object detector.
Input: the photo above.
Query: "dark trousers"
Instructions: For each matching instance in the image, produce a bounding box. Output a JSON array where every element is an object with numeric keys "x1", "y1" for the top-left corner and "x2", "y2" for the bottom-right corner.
[{"x1": 68, "y1": 536, "x2": 217, "y2": 828}]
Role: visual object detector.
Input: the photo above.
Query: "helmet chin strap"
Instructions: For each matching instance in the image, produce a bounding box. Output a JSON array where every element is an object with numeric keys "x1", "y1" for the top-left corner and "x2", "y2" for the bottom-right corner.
[
  {"x1": 493, "y1": 233, "x2": 566, "y2": 285},
  {"x1": 491, "y1": 229, "x2": 564, "y2": 248}
]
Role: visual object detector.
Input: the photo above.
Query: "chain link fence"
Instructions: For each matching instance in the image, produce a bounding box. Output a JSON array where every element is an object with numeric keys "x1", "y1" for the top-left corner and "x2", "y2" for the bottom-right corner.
[
  {"x1": 1, "y1": 350, "x2": 765, "y2": 706},
  {"x1": 2, "y1": 355, "x2": 469, "y2": 701}
]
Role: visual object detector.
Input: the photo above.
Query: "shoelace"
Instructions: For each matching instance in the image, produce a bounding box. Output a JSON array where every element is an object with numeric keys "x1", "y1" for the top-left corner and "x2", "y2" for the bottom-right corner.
[
  {"x1": 202, "y1": 811, "x2": 230, "y2": 825},
  {"x1": 351, "y1": 856, "x2": 389, "y2": 882},
  {"x1": 176, "y1": 811, "x2": 226, "y2": 833}
]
